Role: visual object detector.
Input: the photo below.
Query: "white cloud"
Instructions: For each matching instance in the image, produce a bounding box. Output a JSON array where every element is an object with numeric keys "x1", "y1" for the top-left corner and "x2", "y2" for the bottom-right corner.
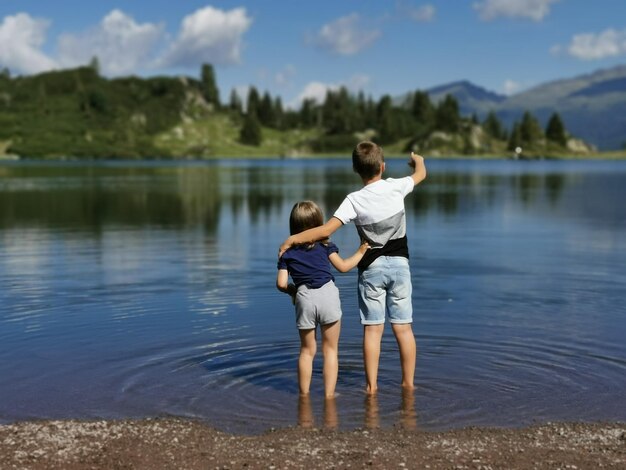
[
  {"x1": 0, "y1": 13, "x2": 57, "y2": 74},
  {"x1": 275, "y1": 65, "x2": 296, "y2": 88},
  {"x1": 503, "y1": 79, "x2": 522, "y2": 95},
  {"x1": 412, "y1": 4, "x2": 436, "y2": 22},
  {"x1": 405, "y1": 4, "x2": 436, "y2": 22},
  {"x1": 549, "y1": 44, "x2": 563, "y2": 56},
  {"x1": 348, "y1": 74, "x2": 371, "y2": 90},
  {"x1": 562, "y1": 28, "x2": 626, "y2": 60},
  {"x1": 314, "y1": 14, "x2": 381, "y2": 55},
  {"x1": 473, "y1": 0, "x2": 559, "y2": 21},
  {"x1": 160, "y1": 6, "x2": 252, "y2": 67},
  {"x1": 295, "y1": 81, "x2": 338, "y2": 106},
  {"x1": 290, "y1": 75, "x2": 371, "y2": 109},
  {"x1": 57, "y1": 10, "x2": 164, "y2": 76}
]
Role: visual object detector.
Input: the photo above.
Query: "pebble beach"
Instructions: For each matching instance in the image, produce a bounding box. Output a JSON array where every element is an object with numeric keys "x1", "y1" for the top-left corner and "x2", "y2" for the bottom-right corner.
[{"x1": 1, "y1": 418, "x2": 624, "y2": 469}]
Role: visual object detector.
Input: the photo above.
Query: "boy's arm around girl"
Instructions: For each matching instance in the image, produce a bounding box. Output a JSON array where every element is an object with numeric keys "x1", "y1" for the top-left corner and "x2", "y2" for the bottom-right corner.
[{"x1": 278, "y1": 152, "x2": 426, "y2": 256}]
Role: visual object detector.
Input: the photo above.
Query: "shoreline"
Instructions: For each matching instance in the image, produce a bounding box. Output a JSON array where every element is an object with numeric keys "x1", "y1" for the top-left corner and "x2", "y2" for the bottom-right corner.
[
  {"x1": 2, "y1": 151, "x2": 626, "y2": 162},
  {"x1": 1, "y1": 418, "x2": 624, "y2": 469}
]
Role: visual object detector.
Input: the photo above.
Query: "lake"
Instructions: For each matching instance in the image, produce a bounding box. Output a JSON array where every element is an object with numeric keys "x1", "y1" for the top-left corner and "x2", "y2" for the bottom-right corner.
[{"x1": 0, "y1": 158, "x2": 625, "y2": 434}]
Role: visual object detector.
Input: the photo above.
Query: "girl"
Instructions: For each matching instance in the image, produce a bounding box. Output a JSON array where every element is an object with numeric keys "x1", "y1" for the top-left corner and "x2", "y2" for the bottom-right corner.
[{"x1": 277, "y1": 201, "x2": 369, "y2": 398}]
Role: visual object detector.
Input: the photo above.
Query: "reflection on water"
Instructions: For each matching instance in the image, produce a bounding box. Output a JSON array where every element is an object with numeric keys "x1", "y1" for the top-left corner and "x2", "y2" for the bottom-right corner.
[
  {"x1": 1, "y1": 160, "x2": 623, "y2": 233},
  {"x1": 364, "y1": 394, "x2": 380, "y2": 429},
  {"x1": 297, "y1": 391, "x2": 416, "y2": 431},
  {"x1": 297, "y1": 395, "x2": 340, "y2": 430},
  {"x1": 0, "y1": 159, "x2": 625, "y2": 433},
  {"x1": 0, "y1": 163, "x2": 580, "y2": 226}
]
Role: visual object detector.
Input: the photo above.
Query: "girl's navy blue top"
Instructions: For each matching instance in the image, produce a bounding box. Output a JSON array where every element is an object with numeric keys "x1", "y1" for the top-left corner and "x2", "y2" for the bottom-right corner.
[{"x1": 277, "y1": 242, "x2": 338, "y2": 288}]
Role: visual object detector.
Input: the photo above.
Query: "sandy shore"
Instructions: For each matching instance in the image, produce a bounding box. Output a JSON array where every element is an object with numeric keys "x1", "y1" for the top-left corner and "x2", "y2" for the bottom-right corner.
[{"x1": 1, "y1": 418, "x2": 624, "y2": 469}]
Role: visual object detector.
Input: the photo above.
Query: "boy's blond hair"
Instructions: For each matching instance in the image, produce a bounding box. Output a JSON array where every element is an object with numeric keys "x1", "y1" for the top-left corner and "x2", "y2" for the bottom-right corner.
[{"x1": 352, "y1": 141, "x2": 384, "y2": 180}]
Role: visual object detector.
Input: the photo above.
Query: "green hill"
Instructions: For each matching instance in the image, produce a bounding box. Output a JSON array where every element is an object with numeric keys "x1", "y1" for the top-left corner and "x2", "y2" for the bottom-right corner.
[
  {"x1": 0, "y1": 65, "x2": 596, "y2": 159},
  {"x1": 0, "y1": 66, "x2": 328, "y2": 159},
  {"x1": 0, "y1": 67, "x2": 186, "y2": 157}
]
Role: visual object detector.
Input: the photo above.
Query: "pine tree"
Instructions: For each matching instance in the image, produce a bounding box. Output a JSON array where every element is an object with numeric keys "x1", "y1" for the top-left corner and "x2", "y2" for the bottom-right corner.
[
  {"x1": 435, "y1": 94, "x2": 460, "y2": 132},
  {"x1": 258, "y1": 92, "x2": 275, "y2": 127},
  {"x1": 483, "y1": 111, "x2": 505, "y2": 139},
  {"x1": 376, "y1": 95, "x2": 398, "y2": 144},
  {"x1": 246, "y1": 87, "x2": 260, "y2": 117},
  {"x1": 229, "y1": 89, "x2": 243, "y2": 114},
  {"x1": 411, "y1": 90, "x2": 434, "y2": 129},
  {"x1": 520, "y1": 111, "x2": 544, "y2": 146},
  {"x1": 273, "y1": 96, "x2": 284, "y2": 129},
  {"x1": 321, "y1": 87, "x2": 355, "y2": 134},
  {"x1": 240, "y1": 112, "x2": 262, "y2": 146},
  {"x1": 545, "y1": 112, "x2": 567, "y2": 146},
  {"x1": 364, "y1": 96, "x2": 377, "y2": 129},
  {"x1": 507, "y1": 122, "x2": 522, "y2": 151},
  {"x1": 299, "y1": 98, "x2": 316, "y2": 127},
  {"x1": 201, "y1": 64, "x2": 220, "y2": 107},
  {"x1": 89, "y1": 56, "x2": 100, "y2": 76}
]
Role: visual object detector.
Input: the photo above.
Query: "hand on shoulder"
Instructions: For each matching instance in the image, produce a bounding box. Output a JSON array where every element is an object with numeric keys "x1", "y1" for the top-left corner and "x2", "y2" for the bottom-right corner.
[{"x1": 279, "y1": 237, "x2": 293, "y2": 257}]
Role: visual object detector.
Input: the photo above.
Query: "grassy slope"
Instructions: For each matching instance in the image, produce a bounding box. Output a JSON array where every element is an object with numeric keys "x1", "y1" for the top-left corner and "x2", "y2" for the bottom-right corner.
[{"x1": 154, "y1": 113, "x2": 324, "y2": 157}]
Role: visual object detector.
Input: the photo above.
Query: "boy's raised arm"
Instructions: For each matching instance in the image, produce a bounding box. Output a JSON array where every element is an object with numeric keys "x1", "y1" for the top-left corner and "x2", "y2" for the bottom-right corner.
[
  {"x1": 279, "y1": 217, "x2": 343, "y2": 257},
  {"x1": 408, "y1": 152, "x2": 427, "y2": 185}
]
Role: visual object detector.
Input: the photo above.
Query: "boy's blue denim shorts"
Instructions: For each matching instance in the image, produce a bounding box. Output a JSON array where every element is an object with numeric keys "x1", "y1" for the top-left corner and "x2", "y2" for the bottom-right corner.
[{"x1": 358, "y1": 256, "x2": 413, "y2": 325}]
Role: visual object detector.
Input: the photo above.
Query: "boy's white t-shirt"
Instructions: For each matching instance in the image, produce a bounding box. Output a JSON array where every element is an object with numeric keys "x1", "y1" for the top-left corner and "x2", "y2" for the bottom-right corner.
[{"x1": 333, "y1": 176, "x2": 414, "y2": 268}]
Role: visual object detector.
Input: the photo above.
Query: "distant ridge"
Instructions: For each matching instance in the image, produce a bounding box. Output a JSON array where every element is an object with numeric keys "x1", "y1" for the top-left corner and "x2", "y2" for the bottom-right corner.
[
  {"x1": 406, "y1": 65, "x2": 626, "y2": 150},
  {"x1": 428, "y1": 80, "x2": 506, "y2": 112},
  {"x1": 570, "y1": 77, "x2": 626, "y2": 98}
]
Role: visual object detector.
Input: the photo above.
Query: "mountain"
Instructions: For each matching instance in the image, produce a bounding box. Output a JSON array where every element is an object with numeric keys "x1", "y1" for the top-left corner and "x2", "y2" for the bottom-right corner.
[
  {"x1": 427, "y1": 80, "x2": 506, "y2": 117},
  {"x1": 496, "y1": 65, "x2": 626, "y2": 150},
  {"x1": 418, "y1": 65, "x2": 626, "y2": 150}
]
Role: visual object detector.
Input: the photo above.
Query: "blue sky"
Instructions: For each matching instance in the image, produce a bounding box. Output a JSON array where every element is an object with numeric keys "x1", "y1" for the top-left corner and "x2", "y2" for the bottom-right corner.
[{"x1": 1, "y1": 0, "x2": 626, "y2": 107}]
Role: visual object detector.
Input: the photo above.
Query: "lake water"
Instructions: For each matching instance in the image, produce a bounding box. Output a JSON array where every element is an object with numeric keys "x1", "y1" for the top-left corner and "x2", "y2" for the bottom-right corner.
[{"x1": 0, "y1": 158, "x2": 625, "y2": 434}]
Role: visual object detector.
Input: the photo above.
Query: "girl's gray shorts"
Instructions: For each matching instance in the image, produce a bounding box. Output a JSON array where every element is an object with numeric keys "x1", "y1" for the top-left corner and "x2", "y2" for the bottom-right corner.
[{"x1": 295, "y1": 280, "x2": 342, "y2": 329}]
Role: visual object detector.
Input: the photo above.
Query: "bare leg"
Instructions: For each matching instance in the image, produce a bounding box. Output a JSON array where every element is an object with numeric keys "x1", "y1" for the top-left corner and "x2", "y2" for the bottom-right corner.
[
  {"x1": 363, "y1": 324, "x2": 384, "y2": 394},
  {"x1": 320, "y1": 320, "x2": 340, "y2": 398},
  {"x1": 391, "y1": 323, "x2": 416, "y2": 390},
  {"x1": 298, "y1": 328, "x2": 316, "y2": 396}
]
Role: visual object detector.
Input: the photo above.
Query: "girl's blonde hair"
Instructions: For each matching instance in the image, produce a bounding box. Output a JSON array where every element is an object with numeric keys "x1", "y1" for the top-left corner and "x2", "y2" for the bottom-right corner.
[{"x1": 289, "y1": 201, "x2": 329, "y2": 245}]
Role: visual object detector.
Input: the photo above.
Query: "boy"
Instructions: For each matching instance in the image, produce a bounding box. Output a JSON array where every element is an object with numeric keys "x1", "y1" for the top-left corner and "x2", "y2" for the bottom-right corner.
[{"x1": 279, "y1": 141, "x2": 427, "y2": 394}]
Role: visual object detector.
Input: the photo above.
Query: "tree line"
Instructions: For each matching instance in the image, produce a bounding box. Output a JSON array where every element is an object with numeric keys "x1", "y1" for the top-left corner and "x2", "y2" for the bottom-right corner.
[
  {"x1": 0, "y1": 61, "x2": 573, "y2": 157},
  {"x1": 197, "y1": 64, "x2": 571, "y2": 152}
]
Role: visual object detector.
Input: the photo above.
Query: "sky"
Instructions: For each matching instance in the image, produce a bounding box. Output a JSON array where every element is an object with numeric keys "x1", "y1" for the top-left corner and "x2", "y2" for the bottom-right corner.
[{"x1": 1, "y1": 0, "x2": 626, "y2": 108}]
